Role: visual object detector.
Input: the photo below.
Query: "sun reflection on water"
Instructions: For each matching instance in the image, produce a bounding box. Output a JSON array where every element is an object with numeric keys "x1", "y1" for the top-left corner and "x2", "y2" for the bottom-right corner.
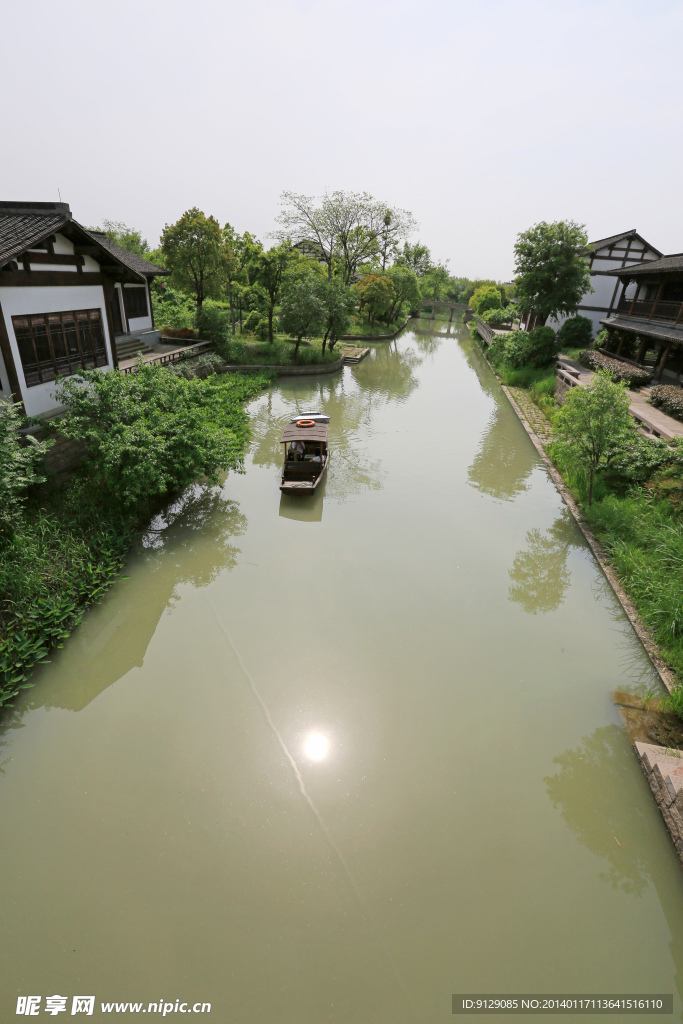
[{"x1": 304, "y1": 732, "x2": 330, "y2": 762}]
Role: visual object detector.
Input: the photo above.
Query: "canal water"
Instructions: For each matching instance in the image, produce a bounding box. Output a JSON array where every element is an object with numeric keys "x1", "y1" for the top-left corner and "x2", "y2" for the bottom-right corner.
[{"x1": 2, "y1": 325, "x2": 683, "y2": 1022}]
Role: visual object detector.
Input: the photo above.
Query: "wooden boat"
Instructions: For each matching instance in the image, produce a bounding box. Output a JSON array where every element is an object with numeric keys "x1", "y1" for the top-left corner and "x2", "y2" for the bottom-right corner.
[{"x1": 280, "y1": 416, "x2": 330, "y2": 495}]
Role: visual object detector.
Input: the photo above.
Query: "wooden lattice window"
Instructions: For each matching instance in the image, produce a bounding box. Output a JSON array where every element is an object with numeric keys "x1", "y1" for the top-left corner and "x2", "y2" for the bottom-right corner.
[
  {"x1": 123, "y1": 287, "x2": 148, "y2": 319},
  {"x1": 12, "y1": 308, "x2": 109, "y2": 388}
]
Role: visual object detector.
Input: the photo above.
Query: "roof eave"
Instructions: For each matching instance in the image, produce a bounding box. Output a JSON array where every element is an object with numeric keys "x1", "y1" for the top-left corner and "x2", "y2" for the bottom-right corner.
[{"x1": 0, "y1": 213, "x2": 71, "y2": 270}]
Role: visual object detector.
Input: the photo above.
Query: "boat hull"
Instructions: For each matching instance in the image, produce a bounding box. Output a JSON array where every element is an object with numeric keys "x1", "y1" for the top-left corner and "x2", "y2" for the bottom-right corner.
[{"x1": 280, "y1": 455, "x2": 329, "y2": 496}]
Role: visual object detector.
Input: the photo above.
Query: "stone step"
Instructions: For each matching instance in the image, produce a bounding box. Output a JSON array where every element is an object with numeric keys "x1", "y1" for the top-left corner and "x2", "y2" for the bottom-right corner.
[{"x1": 116, "y1": 339, "x2": 152, "y2": 359}]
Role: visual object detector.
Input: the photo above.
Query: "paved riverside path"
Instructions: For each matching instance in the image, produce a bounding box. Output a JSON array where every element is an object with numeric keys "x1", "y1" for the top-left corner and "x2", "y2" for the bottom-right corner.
[{"x1": 557, "y1": 354, "x2": 683, "y2": 441}]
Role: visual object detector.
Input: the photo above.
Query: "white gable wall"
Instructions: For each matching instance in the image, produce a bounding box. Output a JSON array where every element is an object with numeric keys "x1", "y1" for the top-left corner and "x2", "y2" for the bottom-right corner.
[
  {"x1": 121, "y1": 283, "x2": 152, "y2": 333},
  {"x1": 548, "y1": 234, "x2": 661, "y2": 337},
  {"x1": 0, "y1": 283, "x2": 114, "y2": 417}
]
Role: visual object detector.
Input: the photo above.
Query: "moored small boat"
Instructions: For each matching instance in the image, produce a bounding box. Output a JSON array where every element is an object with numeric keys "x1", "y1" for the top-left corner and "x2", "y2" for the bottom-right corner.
[{"x1": 280, "y1": 414, "x2": 330, "y2": 495}]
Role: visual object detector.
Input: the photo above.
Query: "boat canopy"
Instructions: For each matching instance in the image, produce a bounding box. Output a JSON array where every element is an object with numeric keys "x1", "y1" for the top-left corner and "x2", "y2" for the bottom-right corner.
[{"x1": 280, "y1": 422, "x2": 329, "y2": 443}]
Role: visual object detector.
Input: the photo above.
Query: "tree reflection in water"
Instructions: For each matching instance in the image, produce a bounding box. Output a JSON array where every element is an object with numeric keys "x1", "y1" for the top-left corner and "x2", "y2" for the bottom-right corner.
[
  {"x1": 0, "y1": 484, "x2": 247, "y2": 720},
  {"x1": 508, "y1": 514, "x2": 579, "y2": 614},
  {"x1": 248, "y1": 341, "x2": 427, "y2": 504},
  {"x1": 468, "y1": 402, "x2": 537, "y2": 501},
  {"x1": 545, "y1": 725, "x2": 653, "y2": 896}
]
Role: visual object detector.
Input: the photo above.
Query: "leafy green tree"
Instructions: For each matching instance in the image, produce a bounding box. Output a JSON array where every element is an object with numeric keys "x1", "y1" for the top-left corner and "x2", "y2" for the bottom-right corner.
[
  {"x1": 354, "y1": 274, "x2": 396, "y2": 324},
  {"x1": 385, "y1": 266, "x2": 421, "y2": 323},
  {"x1": 276, "y1": 190, "x2": 403, "y2": 285},
  {"x1": 279, "y1": 279, "x2": 325, "y2": 358},
  {"x1": 93, "y1": 220, "x2": 150, "y2": 257},
  {"x1": 221, "y1": 223, "x2": 246, "y2": 334},
  {"x1": 0, "y1": 399, "x2": 53, "y2": 542},
  {"x1": 420, "y1": 262, "x2": 452, "y2": 301},
  {"x1": 376, "y1": 207, "x2": 417, "y2": 270},
  {"x1": 55, "y1": 363, "x2": 268, "y2": 509},
  {"x1": 161, "y1": 208, "x2": 223, "y2": 316},
  {"x1": 514, "y1": 220, "x2": 592, "y2": 325},
  {"x1": 315, "y1": 278, "x2": 356, "y2": 353},
  {"x1": 552, "y1": 371, "x2": 635, "y2": 505},
  {"x1": 470, "y1": 285, "x2": 501, "y2": 314},
  {"x1": 251, "y1": 242, "x2": 298, "y2": 343},
  {"x1": 394, "y1": 241, "x2": 433, "y2": 276}
]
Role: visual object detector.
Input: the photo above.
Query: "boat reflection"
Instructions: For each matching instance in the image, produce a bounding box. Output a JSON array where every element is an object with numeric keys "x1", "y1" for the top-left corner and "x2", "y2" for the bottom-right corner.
[{"x1": 279, "y1": 483, "x2": 325, "y2": 521}]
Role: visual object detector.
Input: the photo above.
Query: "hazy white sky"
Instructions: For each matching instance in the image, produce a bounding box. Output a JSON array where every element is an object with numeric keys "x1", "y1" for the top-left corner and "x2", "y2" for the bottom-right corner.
[{"x1": 2, "y1": 0, "x2": 681, "y2": 280}]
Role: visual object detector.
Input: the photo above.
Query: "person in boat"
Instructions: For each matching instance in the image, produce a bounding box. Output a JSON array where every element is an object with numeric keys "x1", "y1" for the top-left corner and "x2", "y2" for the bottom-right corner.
[{"x1": 289, "y1": 439, "x2": 305, "y2": 460}]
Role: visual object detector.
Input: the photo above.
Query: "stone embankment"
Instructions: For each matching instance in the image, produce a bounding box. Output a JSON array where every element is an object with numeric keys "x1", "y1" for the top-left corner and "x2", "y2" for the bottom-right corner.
[{"x1": 635, "y1": 743, "x2": 683, "y2": 866}]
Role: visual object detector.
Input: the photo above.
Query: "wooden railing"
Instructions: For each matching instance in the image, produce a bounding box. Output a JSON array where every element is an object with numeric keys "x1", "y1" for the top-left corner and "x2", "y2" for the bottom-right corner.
[
  {"x1": 616, "y1": 296, "x2": 683, "y2": 322},
  {"x1": 476, "y1": 318, "x2": 495, "y2": 345},
  {"x1": 120, "y1": 340, "x2": 214, "y2": 375}
]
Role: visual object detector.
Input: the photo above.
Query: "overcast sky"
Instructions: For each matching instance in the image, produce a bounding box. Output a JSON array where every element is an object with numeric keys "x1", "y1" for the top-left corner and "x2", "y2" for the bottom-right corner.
[{"x1": 2, "y1": 0, "x2": 681, "y2": 280}]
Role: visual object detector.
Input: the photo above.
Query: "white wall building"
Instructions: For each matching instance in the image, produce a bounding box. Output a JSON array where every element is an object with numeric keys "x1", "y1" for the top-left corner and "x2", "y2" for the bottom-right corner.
[
  {"x1": 0, "y1": 202, "x2": 168, "y2": 418},
  {"x1": 548, "y1": 229, "x2": 662, "y2": 337}
]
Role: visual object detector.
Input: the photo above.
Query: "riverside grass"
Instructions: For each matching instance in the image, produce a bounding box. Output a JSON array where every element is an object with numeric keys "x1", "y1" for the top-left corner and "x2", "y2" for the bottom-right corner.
[{"x1": 0, "y1": 366, "x2": 271, "y2": 708}]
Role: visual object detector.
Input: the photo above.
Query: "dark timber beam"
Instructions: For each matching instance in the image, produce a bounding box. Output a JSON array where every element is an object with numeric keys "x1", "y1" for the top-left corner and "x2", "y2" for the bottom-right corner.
[
  {"x1": 655, "y1": 343, "x2": 672, "y2": 382},
  {"x1": 0, "y1": 300, "x2": 22, "y2": 399},
  {"x1": 635, "y1": 336, "x2": 648, "y2": 364}
]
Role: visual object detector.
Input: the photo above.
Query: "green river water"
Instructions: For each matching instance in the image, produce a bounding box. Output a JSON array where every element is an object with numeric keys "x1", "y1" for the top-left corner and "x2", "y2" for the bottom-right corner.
[{"x1": 2, "y1": 325, "x2": 683, "y2": 1022}]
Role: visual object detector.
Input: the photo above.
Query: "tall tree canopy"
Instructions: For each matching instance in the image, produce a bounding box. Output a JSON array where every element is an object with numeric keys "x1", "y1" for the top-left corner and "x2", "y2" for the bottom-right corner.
[
  {"x1": 161, "y1": 208, "x2": 223, "y2": 314},
  {"x1": 251, "y1": 242, "x2": 298, "y2": 343},
  {"x1": 394, "y1": 241, "x2": 433, "y2": 277},
  {"x1": 514, "y1": 220, "x2": 592, "y2": 325},
  {"x1": 92, "y1": 220, "x2": 150, "y2": 257},
  {"x1": 275, "y1": 190, "x2": 415, "y2": 284}
]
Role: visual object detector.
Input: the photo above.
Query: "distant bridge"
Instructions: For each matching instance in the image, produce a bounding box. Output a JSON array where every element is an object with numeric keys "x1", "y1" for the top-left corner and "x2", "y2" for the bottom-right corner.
[{"x1": 416, "y1": 299, "x2": 465, "y2": 323}]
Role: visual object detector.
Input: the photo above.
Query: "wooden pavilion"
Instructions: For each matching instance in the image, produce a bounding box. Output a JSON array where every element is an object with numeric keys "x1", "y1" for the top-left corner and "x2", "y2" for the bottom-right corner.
[{"x1": 601, "y1": 254, "x2": 683, "y2": 383}]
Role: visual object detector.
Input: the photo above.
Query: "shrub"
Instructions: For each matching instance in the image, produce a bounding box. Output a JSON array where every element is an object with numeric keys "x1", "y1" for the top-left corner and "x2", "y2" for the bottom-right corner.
[
  {"x1": 152, "y1": 286, "x2": 196, "y2": 332},
  {"x1": 504, "y1": 325, "x2": 557, "y2": 369},
  {"x1": 0, "y1": 399, "x2": 53, "y2": 542},
  {"x1": 480, "y1": 306, "x2": 516, "y2": 328},
  {"x1": 487, "y1": 331, "x2": 515, "y2": 366},
  {"x1": 470, "y1": 285, "x2": 501, "y2": 315},
  {"x1": 255, "y1": 316, "x2": 271, "y2": 341},
  {"x1": 55, "y1": 362, "x2": 269, "y2": 510},
  {"x1": 169, "y1": 352, "x2": 224, "y2": 379},
  {"x1": 161, "y1": 326, "x2": 197, "y2": 341},
  {"x1": 607, "y1": 435, "x2": 683, "y2": 482},
  {"x1": 242, "y1": 310, "x2": 261, "y2": 334},
  {"x1": 196, "y1": 299, "x2": 230, "y2": 343},
  {"x1": 650, "y1": 385, "x2": 683, "y2": 423},
  {"x1": 579, "y1": 350, "x2": 653, "y2": 387},
  {"x1": 594, "y1": 328, "x2": 609, "y2": 350},
  {"x1": 557, "y1": 315, "x2": 593, "y2": 350}
]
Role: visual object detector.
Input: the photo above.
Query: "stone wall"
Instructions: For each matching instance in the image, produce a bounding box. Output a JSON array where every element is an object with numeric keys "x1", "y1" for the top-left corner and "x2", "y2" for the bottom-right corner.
[
  {"x1": 635, "y1": 742, "x2": 683, "y2": 865},
  {"x1": 43, "y1": 434, "x2": 86, "y2": 480}
]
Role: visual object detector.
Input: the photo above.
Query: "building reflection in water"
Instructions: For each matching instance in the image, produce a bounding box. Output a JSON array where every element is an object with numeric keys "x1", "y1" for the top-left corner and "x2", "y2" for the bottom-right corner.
[{"x1": 508, "y1": 514, "x2": 579, "y2": 615}]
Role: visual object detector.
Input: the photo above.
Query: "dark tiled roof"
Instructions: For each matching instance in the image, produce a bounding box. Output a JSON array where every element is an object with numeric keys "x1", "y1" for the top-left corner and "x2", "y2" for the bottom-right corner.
[
  {"x1": 589, "y1": 229, "x2": 663, "y2": 258},
  {"x1": 88, "y1": 231, "x2": 169, "y2": 277},
  {"x1": 607, "y1": 253, "x2": 683, "y2": 277},
  {"x1": 589, "y1": 229, "x2": 637, "y2": 251},
  {"x1": 0, "y1": 202, "x2": 70, "y2": 267},
  {"x1": 601, "y1": 315, "x2": 683, "y2": 346}
]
